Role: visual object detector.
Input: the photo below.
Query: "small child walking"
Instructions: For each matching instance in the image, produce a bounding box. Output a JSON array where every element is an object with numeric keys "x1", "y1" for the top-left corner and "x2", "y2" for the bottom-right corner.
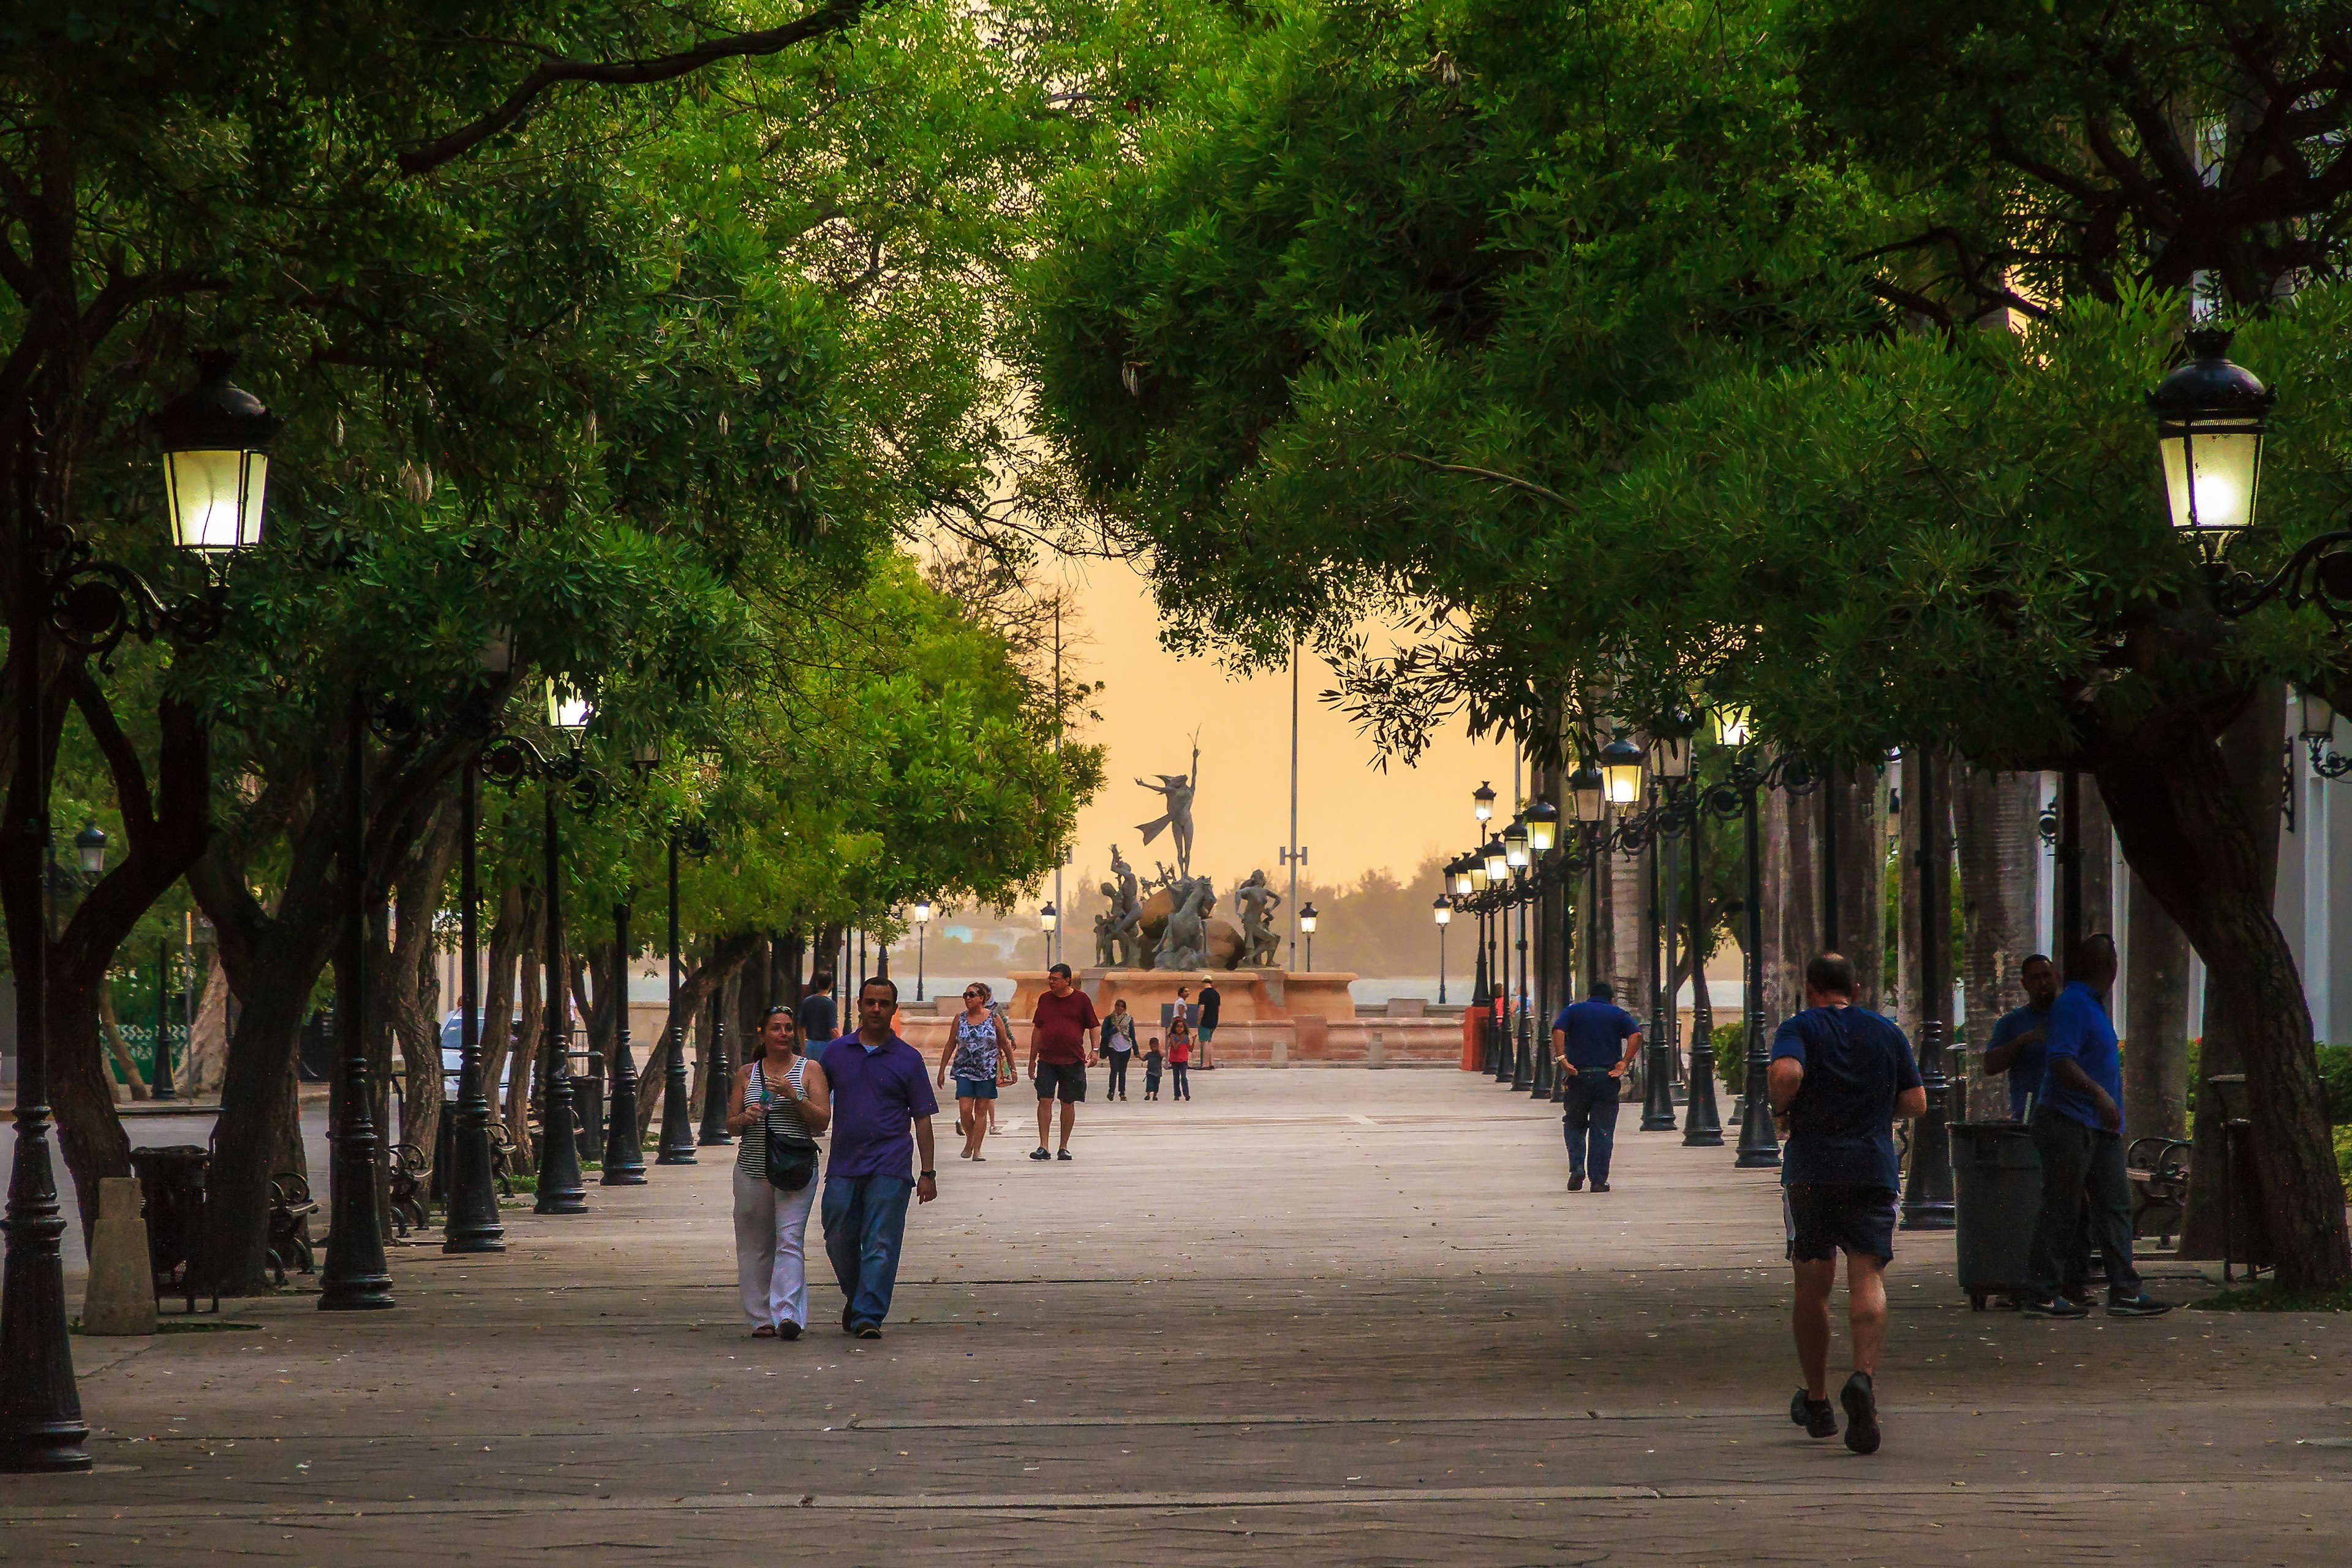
[
  {"x1": 1143, "y1": 1036, "x2": 1164, "y2": 1101},
  {"x1": 1167, "y1": 1013, "x2": 1193, "y2": 1101}
]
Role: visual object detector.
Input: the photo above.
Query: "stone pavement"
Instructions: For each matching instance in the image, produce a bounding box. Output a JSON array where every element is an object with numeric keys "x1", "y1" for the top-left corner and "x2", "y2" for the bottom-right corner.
[{"x1": 2, "y1": 1069, "x2": 2348, "y2": 1564}]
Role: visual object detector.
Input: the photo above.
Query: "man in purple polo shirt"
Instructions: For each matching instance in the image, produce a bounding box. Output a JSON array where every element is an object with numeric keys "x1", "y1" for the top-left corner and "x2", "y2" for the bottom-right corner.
[{"x1": 818, "y1": 976, "x2": 938, "y2": 1338}]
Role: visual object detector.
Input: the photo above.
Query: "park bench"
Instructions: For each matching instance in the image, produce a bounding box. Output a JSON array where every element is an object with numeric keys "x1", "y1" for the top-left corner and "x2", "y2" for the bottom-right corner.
[
  {"x1": 488, "y1": 1121, "x2": 518, "y2": 1196},
  {"x1": 266, "y1": 1173, "x2": 317, "y2": 1285},
  {"x1": 387, "y1": 1143, "x2": 432, "y2": 1238},
  {"x1": 2125, "y1": 1136, "x2": 2192, "y2": 1250}
]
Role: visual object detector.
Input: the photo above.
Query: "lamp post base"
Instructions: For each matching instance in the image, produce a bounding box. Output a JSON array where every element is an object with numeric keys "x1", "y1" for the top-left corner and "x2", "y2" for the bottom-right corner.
[
  {"x1": 0, "y1": 1117, "x2": 91, "y2": 1472},
  {"x1": 1680, "y1": 1038, "x2": 1724, "y2": 1146},
  {"x1": 1639, "y1": 1041, "x2": 1678, "y2": 1131}
]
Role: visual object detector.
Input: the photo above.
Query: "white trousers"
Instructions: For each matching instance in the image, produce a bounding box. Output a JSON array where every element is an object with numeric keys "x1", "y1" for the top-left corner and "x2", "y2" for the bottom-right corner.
[{"x1": 733, "y1": 1165, "x2": 816, "y2": 1329}]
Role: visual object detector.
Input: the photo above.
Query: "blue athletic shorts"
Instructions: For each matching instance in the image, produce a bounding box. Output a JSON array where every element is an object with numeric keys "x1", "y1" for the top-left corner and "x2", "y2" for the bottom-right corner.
[{"x1": 1784, "y1": 1183, "x2": 1897, "y2": 1262}]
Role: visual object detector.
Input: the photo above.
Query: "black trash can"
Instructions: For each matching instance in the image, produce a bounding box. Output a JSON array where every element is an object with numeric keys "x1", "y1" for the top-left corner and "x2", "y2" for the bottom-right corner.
[{"x1": 1950, "y1": 1120, "x2": 2042, "y2": 1310}]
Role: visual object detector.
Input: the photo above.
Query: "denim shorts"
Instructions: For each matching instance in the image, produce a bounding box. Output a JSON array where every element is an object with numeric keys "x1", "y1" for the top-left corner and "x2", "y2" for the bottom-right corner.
[{"x1": 952, "y1": 1076, "x2": 999, "y2": 1101}]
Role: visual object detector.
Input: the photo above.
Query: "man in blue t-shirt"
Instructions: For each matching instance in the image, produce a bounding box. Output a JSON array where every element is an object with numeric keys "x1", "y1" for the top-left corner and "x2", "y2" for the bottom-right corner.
[
  {"x1": 1548, "y1": 983, "x2": 1642, "y2": 1192},
  {"x1": 2019, "y1": 935, "x2": 2173, "y2": 1321},
  {"x1": 1982, "y1": 954, "x2": 2059, "y2": 1120},
  {"x1": 819, "y1": 976, "x2": 938, "y2": 1338},
  {"x1": 1767, "y1": 952, "x2": 1924, "y2": 1457}
]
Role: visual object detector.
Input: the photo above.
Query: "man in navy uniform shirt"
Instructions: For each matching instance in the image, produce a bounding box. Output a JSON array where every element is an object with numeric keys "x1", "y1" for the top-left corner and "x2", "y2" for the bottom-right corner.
[
  {"x1": 2019, "y1": 935, "x2": 2173, "y2": 1321},
  {"x1": 1983, "y1": 954, "x2": 2059, "y2": 1120},
  {"x1": 1768, "y1": 952, "x2": 1924, "y2": 1455},
  {"x1": 1549, "y1": 982, "x2": 1642, "y2": 1193}
]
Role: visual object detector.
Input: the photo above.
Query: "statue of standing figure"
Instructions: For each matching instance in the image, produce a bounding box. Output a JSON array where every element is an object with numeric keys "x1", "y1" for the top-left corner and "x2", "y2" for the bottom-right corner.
[
  {"x1": 1234, "y1": 867, "x2": 1283, "y2": 967},
  {"x1": 1134, "y1": 737, "x2": 1200, "y2": 877}
]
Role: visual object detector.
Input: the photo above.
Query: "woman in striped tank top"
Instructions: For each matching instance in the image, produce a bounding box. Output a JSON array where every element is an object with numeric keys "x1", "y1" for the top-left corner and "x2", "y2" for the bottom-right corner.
[{"x1": 727, "y1": 1005, "x2": 831, "y2": 1339}]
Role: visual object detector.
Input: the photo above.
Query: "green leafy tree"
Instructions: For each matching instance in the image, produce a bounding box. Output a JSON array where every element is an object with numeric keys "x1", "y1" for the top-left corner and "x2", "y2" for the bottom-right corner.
[{"x1": 1014, "y1": 0, "x2": 2352, "y2": 1287}]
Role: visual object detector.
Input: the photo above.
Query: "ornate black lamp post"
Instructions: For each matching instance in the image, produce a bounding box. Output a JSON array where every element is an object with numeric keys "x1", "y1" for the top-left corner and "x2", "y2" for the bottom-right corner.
[
  {"x1": 1524, "y1": 797, "x2": 1559, "y2": 1097},
  {"x1": 592, "y1": 739, "x2": 661, "y2": 1188},
  {"x1": 1504, "y1": 818, "x2": 1532, "y2": 1090},
  {"x1": 1481, "y1": 835, "x2": 1509, "y2": 1081},
  {"x1": 1432, "y1": 897, "x2": 1451, "y2": 1005},
  {"x1": 1298, "y1": 902, "x2": 1318, "y2": 972},
  {"x1": 911, "y1": 900, "x2": 932, "y2": 1002},
  {"x1": 1899, "y1": 742, "x2": 1958, "y2": 1229},
  {"x1": 1461, "y1": 853, "x2": 1493, "y2": 1071},
  {"x1": 1673, "y1": 734, "x2": 1723, "y2": 1148},
  {"x1": 481, "y1": 682, "x2": 600, "y2": 1216},
  {"x1": 1703, "y1": 708, "x2": 1782, "y2": 1170},
  {"x1": 1, "y1": 361, "x2": 275, "y2": 1462},
  {"x1": 657, "y1": 823, "x2": 710, "y2": 1165},
  {"x1": 441, "y1": 638, "x2": 508, "y2": 1254}
]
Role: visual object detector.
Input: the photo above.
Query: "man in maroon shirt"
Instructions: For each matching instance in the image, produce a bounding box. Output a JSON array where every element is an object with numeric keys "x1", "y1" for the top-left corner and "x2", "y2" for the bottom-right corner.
[{"x1": 1028, "y1": 963, "x2": 1099, "y2": 1161}]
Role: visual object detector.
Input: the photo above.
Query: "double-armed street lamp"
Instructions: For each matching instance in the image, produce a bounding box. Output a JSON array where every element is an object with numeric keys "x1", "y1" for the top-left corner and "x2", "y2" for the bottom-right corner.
[{"x1": 1, "y1": 356, "x2": 277, "y2": 1471}]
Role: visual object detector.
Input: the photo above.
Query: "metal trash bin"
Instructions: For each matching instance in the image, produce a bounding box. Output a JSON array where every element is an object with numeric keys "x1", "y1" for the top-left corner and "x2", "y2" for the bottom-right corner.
[
  {"x1": 128, "y1": 1144, "x2": 218, "y2": 1314},
  {"x1": 1950, "y1": 1120, "x2": 2042, "y2": 1310}
]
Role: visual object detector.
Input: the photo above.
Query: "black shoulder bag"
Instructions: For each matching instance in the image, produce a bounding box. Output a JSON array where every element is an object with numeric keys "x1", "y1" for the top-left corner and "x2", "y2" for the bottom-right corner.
[{"x1": 763, "y1": 1066, "x2": 821, "y2": 1193}]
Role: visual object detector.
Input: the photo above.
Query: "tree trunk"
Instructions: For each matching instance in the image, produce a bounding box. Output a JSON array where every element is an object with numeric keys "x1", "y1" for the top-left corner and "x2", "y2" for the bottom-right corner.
[
  {"x1": 478, "y1": 877, "x2": 525, "y2": 1139},
  {"x1": 53, "y1": 982, "x2": 134, "y2": 1248},
  {"x1": 2081, "y1": 778, "x2": 2115, "y2": 938},
  {"x1": 94, "y1": 984, "x2": 147, "y2": 1101},
  {"x1": 2123, "y1": 865, "x2": 2192, "y2": 1141},
  {"x1": 635, "y1": 930, "x2": 762, "y2": 1142},
  {"x1": 2097, "y1": 680, "x2": 2346, "y2": 1288},
  {"x1": 386, "y1": 801, "x2": 459, "y2": 1158},
  {"x1": 1954, "y1": 767, "x2": 2042, "y2": 1123},
  {"x1": 184, "y1": 955, "x2": 231, "y2": 1096},
  {"x1": 507, "y1": 903, "x2": 543, "y2": 1170},
  {"x1": 1826, "y1": 764, "x2": 1887, "y2": 1011},
  {"x1": 735, "y1": 933, "x2": 772, "y2": 1047}
]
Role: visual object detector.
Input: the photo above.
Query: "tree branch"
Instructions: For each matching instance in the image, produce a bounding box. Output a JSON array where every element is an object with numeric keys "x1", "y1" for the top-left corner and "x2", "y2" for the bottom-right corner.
[
  {"x1": 396, "y1": 0, "x2": 880, "y2": 175},
  {"x1": 1378, "y1": 452, "x2": 1575, "y2": 511}
]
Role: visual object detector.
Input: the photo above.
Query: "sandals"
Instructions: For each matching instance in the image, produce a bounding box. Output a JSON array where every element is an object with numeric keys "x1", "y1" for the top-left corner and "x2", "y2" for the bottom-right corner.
[{"x1": 752, "y1": 1325, "x2": 777, "y2": 1338}]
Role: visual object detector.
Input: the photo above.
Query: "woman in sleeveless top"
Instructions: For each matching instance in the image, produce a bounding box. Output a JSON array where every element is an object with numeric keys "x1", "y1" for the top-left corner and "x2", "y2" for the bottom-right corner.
[
  {"x1": 728, "y1": 1005, "x2": 831, "y2": 1338},
  {"x1": 934, "y1": 981, "x2": 1016, "y2": 1161}
]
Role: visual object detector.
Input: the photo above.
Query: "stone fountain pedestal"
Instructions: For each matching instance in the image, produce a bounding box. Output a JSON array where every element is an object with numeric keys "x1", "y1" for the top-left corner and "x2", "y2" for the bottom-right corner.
[{"x1": 888, "y1": 968, "x2": 1455, "y2": 1067}]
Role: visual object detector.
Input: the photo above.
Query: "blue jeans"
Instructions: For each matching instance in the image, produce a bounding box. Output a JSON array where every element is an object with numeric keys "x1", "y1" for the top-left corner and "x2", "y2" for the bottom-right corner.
[
  {"x1": 821, "y1": 1175, "x2": 913, "y2": 1327},
  {"x1": 1562, "y1": 1072, "x2": 1622, "y2": 1183}
]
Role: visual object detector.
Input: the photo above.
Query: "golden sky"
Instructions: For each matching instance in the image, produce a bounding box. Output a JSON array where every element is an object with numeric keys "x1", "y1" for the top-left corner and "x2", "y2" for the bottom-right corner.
[{"x1": 1049, "y1": 556, "x2": 1516, "y2": 897}]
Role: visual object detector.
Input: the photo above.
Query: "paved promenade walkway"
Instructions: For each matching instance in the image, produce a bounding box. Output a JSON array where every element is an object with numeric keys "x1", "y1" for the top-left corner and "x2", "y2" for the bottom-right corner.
[{"x1": 2, "y1": 1070, "x2": 2347, "y2": 1563}]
